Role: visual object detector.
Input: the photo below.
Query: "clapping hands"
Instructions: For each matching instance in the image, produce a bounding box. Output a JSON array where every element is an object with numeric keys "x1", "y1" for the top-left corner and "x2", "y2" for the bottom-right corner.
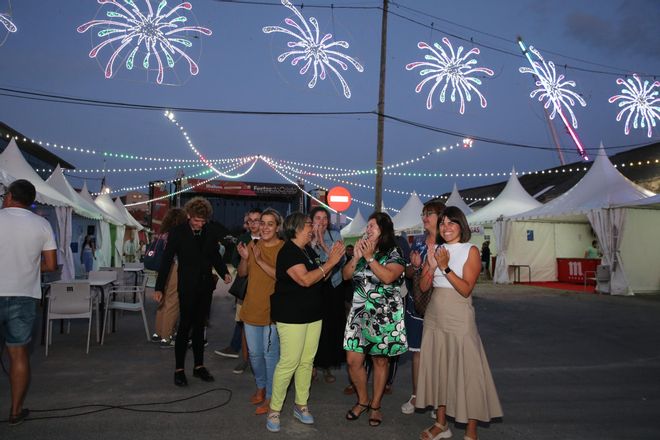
[{"x1": 327, "y1": 241, "x2": 346, "y2": 266}]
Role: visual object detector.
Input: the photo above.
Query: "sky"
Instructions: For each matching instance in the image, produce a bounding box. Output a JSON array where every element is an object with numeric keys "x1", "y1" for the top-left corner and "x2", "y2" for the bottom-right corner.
[{"x1": 0, "y1": 0, "x2": 658, "y2": 218}]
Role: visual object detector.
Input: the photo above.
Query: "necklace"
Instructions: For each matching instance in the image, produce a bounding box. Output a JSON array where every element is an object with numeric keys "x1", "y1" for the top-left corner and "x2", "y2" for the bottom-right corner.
[{"x1": 299, "y1": 245, "x2": 318, "y2": 267}]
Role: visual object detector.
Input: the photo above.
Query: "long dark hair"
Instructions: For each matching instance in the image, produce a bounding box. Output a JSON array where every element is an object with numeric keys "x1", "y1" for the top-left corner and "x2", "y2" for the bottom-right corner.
[{"x1": 368, "y1": 212, "x2": 397, "y2": 254}]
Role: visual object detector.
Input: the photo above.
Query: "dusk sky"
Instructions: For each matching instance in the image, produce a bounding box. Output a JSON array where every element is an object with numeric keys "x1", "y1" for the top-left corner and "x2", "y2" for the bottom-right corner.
[{"x1": 0, "y1": 0, "x2": 658, "y2": 217}]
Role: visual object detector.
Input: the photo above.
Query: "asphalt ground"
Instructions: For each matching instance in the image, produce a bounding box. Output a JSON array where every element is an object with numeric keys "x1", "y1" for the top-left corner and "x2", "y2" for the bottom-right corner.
[{"x1": 1, "y1": 281, "x2": 659, "y2": 439}]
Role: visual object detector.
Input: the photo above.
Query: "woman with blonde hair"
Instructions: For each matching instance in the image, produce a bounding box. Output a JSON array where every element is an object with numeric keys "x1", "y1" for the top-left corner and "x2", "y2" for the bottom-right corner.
[{"x1": 237, "y1": 208, "x2": 285, "y2": 415}]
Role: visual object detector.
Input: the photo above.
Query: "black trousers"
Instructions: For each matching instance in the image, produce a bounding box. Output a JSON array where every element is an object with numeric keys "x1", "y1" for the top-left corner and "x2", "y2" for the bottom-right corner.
[{"x1": 175, "y1": 289, "x2": 212, "y2": 370}]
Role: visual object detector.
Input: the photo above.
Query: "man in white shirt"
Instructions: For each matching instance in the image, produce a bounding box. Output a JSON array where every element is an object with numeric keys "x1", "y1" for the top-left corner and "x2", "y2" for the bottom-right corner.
[{"x1": 0, "y1": 179, "x2": 57, "y2": 426}]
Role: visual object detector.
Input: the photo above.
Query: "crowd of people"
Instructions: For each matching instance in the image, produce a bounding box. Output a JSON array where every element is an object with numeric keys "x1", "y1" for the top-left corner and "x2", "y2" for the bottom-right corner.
[
  {"x1": 0, "y1": 183, "x2": 502, "y2": 437},
  {"x1": 144, "y1": 197, "x2": 502, "y2": 439}
]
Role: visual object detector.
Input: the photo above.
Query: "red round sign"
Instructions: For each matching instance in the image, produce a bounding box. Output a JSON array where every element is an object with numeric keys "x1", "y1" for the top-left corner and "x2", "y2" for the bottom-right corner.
[{"x1": 326, "y1": 186, "x2": 352, "y2": 212}]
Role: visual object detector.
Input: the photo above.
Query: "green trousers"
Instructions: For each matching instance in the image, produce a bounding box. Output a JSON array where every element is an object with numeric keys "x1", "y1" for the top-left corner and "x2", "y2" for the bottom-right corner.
[{"x1": 269, "y1": 320, "x2": 322, "y2": 411}]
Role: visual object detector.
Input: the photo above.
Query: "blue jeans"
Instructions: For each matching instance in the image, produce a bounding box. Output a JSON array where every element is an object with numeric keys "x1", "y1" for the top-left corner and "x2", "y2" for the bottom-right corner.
[
  {"x1": 244, "y1": 323, "x2": 280, "y2": 399},
  {"x1": 0, "y1": 297, "x2": 37, "y2": 346}
]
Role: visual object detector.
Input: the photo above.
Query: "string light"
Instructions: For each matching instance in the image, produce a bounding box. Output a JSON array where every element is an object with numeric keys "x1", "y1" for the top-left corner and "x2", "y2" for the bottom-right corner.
[
  {"x1": 3, "y1": 133, "x2": 247, "y2": 164},
  {"x1": 164, "y1": 111, "x2": 260, "y2": 179},
  {"x1": 0, "y1": 12, "x2": 17, "y2": 34},
  {"x1": 263, "y1": 0, "x2": 364, "y2": 99}
]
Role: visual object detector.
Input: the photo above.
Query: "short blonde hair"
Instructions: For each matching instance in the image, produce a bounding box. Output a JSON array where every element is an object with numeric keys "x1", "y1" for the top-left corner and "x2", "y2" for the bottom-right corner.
[{"x1": 184, "y1": 197, "x2": 213, "y2": 220}]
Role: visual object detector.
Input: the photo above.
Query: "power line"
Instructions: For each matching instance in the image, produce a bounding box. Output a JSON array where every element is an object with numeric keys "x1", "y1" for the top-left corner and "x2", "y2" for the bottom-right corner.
[{"x1": 0, "y1": 86, "x2": 651, "y2": 154}]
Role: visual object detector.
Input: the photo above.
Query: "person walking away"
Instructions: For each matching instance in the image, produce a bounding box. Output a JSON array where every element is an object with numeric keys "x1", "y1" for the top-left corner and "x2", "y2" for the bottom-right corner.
[
  {"x1": 154, "y1": 197, "x2": 232, "y2": 386},
  {"x1": 0, "y1": 179, "x2": 57, "y2": 426},
  {"x1": 481, "y1": 241, "x2": 491, "y2": 279}
]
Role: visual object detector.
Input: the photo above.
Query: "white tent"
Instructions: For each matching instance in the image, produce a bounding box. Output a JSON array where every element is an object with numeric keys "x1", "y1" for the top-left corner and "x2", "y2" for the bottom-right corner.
[
  {"x1": 46, "y1": 166, "x2": 102, "y2": 221},
  {"x1": 497, "y1": 146, "x2": 655, "y2": 294},
  {"x1": 392, "y1": 192, "x2": 424, "y2": 233},
  {"x1": 114, "y1": 196, "x2": 143, "y2": 263},
  {"x1": 446, "y1": 183, "x2": 473, "y2": 215},
  {"x1": 341, "y1": 208, "x2": 367, "y2": 238},
  {"x1": 0, "y1": 139, "x2": 71, "y2": 207},
  {"x1": 0, "y1": 139, "x2": 76, "y2": 280},
  {"x1": 94, "y1": 193, "x2": 130, "y2": 267},
  {"x1": 467, "y1": 167, "x2": 543, "y2": 225},
  {"x1": 78, "y1": 183, "x2": 124, "y2": 268}
]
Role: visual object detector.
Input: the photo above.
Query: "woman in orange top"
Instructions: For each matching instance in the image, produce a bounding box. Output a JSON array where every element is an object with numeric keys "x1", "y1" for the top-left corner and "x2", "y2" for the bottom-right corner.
[{"x1": 238, "y1": 208, "x2": 285, "y2": 415}]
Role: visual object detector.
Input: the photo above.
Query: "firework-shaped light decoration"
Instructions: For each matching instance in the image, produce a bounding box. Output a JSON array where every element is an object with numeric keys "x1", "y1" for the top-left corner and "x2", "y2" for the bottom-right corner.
[
  {"x1": 405, "y1": 38, "x2": 494, "y2": 114},
  {"x1": 518, "y1": 38, "x2": 588, "y2": 159},
  {"x1": 77, "y1": 0, "x2": 212, "y2": 85},
  {"x1": 608, "y1": 74, "x2": 659, "y2": 138},
  {"x1": 263, "y1": 0, "x2": 364, "y2": 99},
  {"x1": 0, "y1": 13, "x2": 16, "y2": 33}
]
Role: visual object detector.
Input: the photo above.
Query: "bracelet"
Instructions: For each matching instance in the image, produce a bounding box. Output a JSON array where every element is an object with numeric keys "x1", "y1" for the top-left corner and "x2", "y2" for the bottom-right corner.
[{"x1": 319, "y1": 265, "x2": 326, "y2": 278}]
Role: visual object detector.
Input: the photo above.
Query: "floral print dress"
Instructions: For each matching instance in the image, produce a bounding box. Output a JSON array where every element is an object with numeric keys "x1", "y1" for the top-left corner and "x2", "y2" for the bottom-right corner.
[{"x1": 343, "y1": 247, "x2": 408, "y2": 356}]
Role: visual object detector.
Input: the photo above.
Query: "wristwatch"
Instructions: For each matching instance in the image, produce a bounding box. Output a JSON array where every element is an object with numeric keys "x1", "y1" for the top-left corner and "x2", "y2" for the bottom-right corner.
[
  {"x1": 366, "y1": 257, "x2": 375, "y2": 264},
  {"x1": 443, "y1": 267, "x2": 452, "y2": 274}
]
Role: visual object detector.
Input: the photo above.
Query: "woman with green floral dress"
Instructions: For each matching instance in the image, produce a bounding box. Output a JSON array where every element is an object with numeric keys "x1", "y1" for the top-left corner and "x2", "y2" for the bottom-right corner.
[{"x1": 342, "y1": 212, "x2": 407, "y2": 427}]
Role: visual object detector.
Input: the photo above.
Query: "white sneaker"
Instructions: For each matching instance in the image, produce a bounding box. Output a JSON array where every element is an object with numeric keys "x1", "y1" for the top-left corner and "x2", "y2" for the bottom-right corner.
[{"x1": 401, "y1": 394, "x2": 416, "y2": 414}]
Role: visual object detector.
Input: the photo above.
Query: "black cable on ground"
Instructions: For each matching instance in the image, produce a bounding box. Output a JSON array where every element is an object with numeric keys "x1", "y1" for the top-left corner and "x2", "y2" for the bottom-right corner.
[{"x1": 0, "y1": 387, "x2": 233, "y2": 424}]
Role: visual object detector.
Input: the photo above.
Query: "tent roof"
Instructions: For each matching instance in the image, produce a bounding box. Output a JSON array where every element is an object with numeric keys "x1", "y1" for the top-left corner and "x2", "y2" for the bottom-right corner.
[
  {"x1": 341, "y1": 208, "x2": 367, "y2": 238},
  {"x1": 114, "y1": 196, "x2": 144, "y2": 231},
  {"x1": 78, "y1": 183, "x2": 124, "y2": 225},
  {"x1": 94, "y1": 192, "x2": 133, "y2": 227},
  {"x1": 467, "y1": 167, "x2": 543, "y2": 225},
  {"x1": 446, "y1": 183, "x2": 473, "y2": 215},
  {"x1": 612, "y1": 193, "x2": 660, "y2": 209},
  {"x1": 0, "y1": 139, "x2": 72, "y2": 207},
  {"x1": 392, "y1": 192, "x2": 424, "y2": 232},
  {"x1": 510, "y1": 145, "x2": 655, "y2": 221},
  {"x1": 46, "y1": 165, "x2": 102, "y2": 220}
]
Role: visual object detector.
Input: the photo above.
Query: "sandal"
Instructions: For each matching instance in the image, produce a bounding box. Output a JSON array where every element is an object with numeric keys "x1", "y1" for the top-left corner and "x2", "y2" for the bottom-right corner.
[
  {"x1": 368, "y1": 406, "x2": 382, "y2": 427},
  {"x1": 419, "y1": 422, "x2": 452, "y2": 440},
  {"x1": 345, "y1": 401, "x2": 370, "y2": 421}
]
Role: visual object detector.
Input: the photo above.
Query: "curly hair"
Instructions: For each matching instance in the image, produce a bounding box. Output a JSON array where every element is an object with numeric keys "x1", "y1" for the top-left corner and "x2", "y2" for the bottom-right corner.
[
  {"x1": 184, "y1": 197, "x2": 213, "y2": 220},
  {"x1": 160, "y1": 208, "x2": 187, "y2": 234}
]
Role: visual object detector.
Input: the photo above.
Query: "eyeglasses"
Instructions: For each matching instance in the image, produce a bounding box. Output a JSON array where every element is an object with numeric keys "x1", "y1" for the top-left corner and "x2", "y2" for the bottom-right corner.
[{"x1": 420, "y1": 211, "x2": 437, "y2": 218}]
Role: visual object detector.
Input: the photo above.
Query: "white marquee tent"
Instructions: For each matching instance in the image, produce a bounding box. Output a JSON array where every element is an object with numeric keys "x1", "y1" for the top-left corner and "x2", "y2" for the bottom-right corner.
[
  {"x1": 0, "y1": 140, "x2": 77, "y2": 280},
  {"x1": 78, "y1": 183, "x2": 123, "y2": 268},
  {"x1": 446, "y1": 183, "x2": 473, "y2": 215},
  {"x1": 340, "y1": 208, "x2": 367, "y2": 238},
  {"x1": 94, "y1": 193, "x2": 132, "y2": 267},
  {"x1": 496, "y1": 146, "x2": 656, "y2": 294},
  {"x1": 392, "y1": 192, "x2": 424, "y2": 233}
]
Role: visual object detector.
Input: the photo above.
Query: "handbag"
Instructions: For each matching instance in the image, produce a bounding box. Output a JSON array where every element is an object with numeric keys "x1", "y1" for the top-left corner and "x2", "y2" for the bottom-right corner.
[
  {"x1": 412, "y1": 270, "x2": 433, "y2": 317},
  {"x1": 143, "y1": 237, "x2": 165, "y2": 271},
  {"x1": 228, "y1": 275, "x2": 248, "y2": 301}
]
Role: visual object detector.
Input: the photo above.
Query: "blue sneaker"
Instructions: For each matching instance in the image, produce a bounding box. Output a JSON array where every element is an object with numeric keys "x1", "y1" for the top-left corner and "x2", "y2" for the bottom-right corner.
[
  {"x1": 266, "y1": 412, "x2": 280, "y2": 433},
  {"x1": 293, "y1": 406, "x2": 314, "y2": 425}
]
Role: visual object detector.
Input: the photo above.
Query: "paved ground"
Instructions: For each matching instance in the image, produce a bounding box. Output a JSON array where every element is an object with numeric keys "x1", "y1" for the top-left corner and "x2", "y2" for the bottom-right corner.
[{"x1": 1, "y1": 281, "x2": 660, "y2": 439}]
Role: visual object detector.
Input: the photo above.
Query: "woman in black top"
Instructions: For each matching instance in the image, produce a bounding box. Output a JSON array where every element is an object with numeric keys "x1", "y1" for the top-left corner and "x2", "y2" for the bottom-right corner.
[{"x1": 266, "y1": 212, "x2": 345, "y2": 433}]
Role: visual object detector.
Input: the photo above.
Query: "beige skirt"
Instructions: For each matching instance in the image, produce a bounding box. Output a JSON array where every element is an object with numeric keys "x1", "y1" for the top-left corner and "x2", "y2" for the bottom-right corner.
[{"x1": 416, "y1": 287, "x2": 502, "y2": 423}]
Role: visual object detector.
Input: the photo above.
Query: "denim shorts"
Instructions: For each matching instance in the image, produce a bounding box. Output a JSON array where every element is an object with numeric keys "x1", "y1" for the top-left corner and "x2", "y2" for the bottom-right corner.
[{"x1": 0, "y1": 296, "x2": 37, "y2": 346}]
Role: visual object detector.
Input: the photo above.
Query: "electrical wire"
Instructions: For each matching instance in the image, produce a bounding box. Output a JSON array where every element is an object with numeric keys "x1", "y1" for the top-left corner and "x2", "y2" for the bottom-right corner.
[
  {"x1": 0, "y1": 86, "x2": 651, "y2": 153},
  {"x1": 0, "y1": 388, "x2": 233, "y2": 423}
]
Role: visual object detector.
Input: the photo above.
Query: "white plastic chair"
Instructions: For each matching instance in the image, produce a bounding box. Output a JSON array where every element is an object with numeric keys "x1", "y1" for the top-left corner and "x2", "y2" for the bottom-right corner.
[
  {"x1": 46, "y1": 282, "x2": 93, "y2": 357},
  {"x1": 101, "y1": 275, "x2": 150, "y2": 344}
]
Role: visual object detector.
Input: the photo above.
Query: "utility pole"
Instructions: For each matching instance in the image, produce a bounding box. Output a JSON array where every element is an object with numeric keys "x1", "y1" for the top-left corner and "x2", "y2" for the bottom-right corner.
[{"x1": 374, "y1": 0, "x2": 388, "y2": 212}]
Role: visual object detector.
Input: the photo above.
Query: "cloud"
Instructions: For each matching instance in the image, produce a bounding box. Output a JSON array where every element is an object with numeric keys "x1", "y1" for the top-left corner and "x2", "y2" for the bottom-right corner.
[{"x1": 564, "y1": 0, "x2": 660, "y2": 58}]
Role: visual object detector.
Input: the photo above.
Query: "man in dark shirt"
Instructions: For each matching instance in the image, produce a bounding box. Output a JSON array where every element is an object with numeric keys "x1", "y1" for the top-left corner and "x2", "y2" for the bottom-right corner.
[{"x1": 154, "y1": 197, "x2": 232, "y2": 386}]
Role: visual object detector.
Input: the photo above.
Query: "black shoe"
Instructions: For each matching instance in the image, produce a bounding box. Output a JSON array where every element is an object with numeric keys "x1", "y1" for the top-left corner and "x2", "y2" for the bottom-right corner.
[
  {"x1": 193, "y1": 366, "x2": 215, "y2": 382},
  {"x1": 174, "y1": 370, "x2": 188, "y2": 386},
  {"x1": 8, "y1": 408, "x2": 29, "y2": 426}
]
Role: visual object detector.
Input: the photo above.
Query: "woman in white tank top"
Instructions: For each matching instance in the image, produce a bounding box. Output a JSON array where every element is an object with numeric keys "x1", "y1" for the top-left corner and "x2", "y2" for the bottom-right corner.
[{"x1": 416, "y1": 207, "x2": 502, "y2": 440}]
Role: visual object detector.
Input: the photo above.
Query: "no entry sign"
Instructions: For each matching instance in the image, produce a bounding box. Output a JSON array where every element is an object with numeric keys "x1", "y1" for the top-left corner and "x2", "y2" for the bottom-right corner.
[{"x1": 327, "y1": 186, "x2": 352, "y2": 212}]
